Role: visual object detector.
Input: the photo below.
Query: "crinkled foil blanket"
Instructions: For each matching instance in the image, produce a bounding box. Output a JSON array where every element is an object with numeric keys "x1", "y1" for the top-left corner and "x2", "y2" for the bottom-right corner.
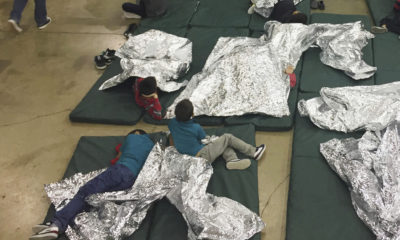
[
  {"x1": 253, "y1": 0, "x2": 303, "y2": 18},
  {"x1": 298, "y1": 82, "x2": 400, "y2": 132},
  {"x1": 320, "y1": 116, "x2": 400, "y2": 240},
  {"x1": 44, "y1": 144, "x2": 265, "y2": 240},
  {"x1": 99, "y1": 30, "x2": 192, "y2": 92},
  {"x1": 165, "y1": 21, "x2": 376, "y2": 118}
]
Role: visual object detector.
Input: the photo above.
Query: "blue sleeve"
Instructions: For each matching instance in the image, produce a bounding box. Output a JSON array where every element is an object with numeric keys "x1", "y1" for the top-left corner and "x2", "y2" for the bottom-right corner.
[{"x1": 197, "y1": 125, "x2": 206, "y2": 140}]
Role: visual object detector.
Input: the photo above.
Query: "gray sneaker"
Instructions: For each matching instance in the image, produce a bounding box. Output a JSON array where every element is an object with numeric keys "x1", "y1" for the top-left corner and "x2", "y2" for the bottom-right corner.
[{"x1": 226, "y1": 159, "x2": 251, "y2": 170}]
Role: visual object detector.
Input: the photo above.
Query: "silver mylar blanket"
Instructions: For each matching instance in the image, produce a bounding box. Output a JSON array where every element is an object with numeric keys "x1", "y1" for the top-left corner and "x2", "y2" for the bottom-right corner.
[
  {"x1": 298, "y1": 82, "x2": 400, "y2": 132},
  {"x1": 165, "y1": 21, "x2": 376, "y2": 118},
  {"x1": 252, "y1": 0, "x2": 303, "y2": 18},
  {"x1": 98, "y1": 30, "x2": 192, "y2": 92},
  {"x1": 320, "y1": 115, "x2": 400, "y2": 240},
  {"x1": 44, "y1": 144, "x2": 265, "y2": 240}
]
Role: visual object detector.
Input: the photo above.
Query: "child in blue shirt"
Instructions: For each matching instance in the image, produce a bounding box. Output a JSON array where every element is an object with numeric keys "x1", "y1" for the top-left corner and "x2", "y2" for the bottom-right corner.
[
  {"x1": 29, "y1": 129, "x2": 156, "y2": 240},
  {"x1": 168, "y1": 99, "x2": 266, "y2": 170}
]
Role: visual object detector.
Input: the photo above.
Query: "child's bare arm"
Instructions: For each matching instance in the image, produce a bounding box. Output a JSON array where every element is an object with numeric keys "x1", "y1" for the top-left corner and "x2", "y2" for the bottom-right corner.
[{"x1": 169, "y1": 134, "x2": 175, "y2": 146}]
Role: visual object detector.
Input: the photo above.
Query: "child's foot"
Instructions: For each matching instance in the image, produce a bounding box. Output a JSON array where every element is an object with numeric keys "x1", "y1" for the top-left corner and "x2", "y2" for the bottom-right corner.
[
  {"x1": 124, "y1": 23, "x2": 138, "y2": 38},
  {"x1": 29, "y1": 224, "x2": 58, "y2": 240},
  {"x1": 254, "y1": 144, "x2": 266, "y2": 160},
  {"x1": 32, "y1": 222, "x2": 53, "y2": 234},
  {"x1": 38, "y1": 17, "x2": 52, "y2": 30},
  {"x1": 123, "y1": 11, "x2": 142, "y2": 19},
  {"x1": 8, "y1": 19, "x2": 23, "y2": 32},
  {"x1": 226, "y1": 159, "x2": 251, "y2": 170},
  {"x1": 247, "y1": 4, "x2": 255, "y2": 14},
  {"x1": 371, "y1": 26, "x2": 388, "y2": 34}
]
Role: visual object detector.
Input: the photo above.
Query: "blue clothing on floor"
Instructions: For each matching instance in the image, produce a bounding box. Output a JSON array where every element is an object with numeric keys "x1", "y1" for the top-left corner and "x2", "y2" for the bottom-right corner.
[
  {"x1": 53, "y1": 164, "x2": 136, "y2": 232},
  {"x1": 10, "y1": 0, "x2": 48, "y2": 26},
  {"x1": 168, "y1": 118, "x2": 206, "y2": 156},
  {"x1": 117, "y1": 134, "x2": 154, "y2": 176}
]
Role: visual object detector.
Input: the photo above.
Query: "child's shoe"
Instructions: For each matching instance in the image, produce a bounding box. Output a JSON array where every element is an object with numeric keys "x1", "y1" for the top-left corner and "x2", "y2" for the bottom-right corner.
[
  {"x1": 248, "y1": 4, "x2": 256, "y2": 14},
  {"x1": 226, "y1": 159, "x2": 251, "y2": 170},
  {"x1": 94, "y1": 55, "x2": 107, "y2": 69},
  {"x1": 371, "y1": 26, "x2": 388, "y2": 34},
  {"x1": 123, "y1": 11, "x2": 142, "y2": 19},
  {"x1": 29, "y1": 224, "x2": 59, "y2": 240},
  {"x1": 32, "y1": 222, "x2": 53, "y2": 234},
  {"x1": 254, "y1": 144, "x2": 266, "y2": 160},
  {"x1": 124, "y1": 23, "x2": 138, "y2": 38}
]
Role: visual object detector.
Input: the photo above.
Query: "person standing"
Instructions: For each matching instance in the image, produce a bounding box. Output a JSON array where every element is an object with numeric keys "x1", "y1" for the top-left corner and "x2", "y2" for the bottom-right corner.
[{"x1": 8, "y1": 0, "x2": 51, "y2": 33}]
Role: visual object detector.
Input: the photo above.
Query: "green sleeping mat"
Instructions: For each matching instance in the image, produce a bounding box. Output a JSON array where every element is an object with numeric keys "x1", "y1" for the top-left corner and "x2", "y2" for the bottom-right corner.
[
  {"x1": 248, "y1": 0, "x2": 311, "y2": 32},
  {"x1": 69, "y1": 27, "x2": 187, "y2": 125},
  {"x1": 365, "y1": 0, "x2": 394, "y2": 25},
  {"x1": 300, "y1": 13, "x2": 375, "y2": 93},
  {"x1": 373, "y1": 33, "x2": 400, "y2": 85},
  {"x1": 44, "y1": 124, "x2": 261, "y2": 240},
  {"x1": 286, "y1": 92, "x2": 374, "y2": 240},
  {"x1": 69, "y1": 60, "x2": 145, "y2": 125},
  {"x1": 143, "y1": 27, "x2": 250, "y2": 126},
  {"x1": 189, "y1": 0, "x2": 251, "y2": 27},
  {"x1": 139, "y1": 0, "x2": 198, "y2": 28}
]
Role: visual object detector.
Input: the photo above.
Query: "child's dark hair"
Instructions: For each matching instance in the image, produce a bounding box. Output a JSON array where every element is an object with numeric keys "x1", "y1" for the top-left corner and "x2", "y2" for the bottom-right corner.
[
  {"x1": 139, "y1": 77, "x2": 157, "y2": 95},
  {"x1": 175, "y1": 99, "x2": 193, "y2": 122},
  {"x1": 288, "y1": 13, "x2": 308, "y2": 24},
  {"x1": 128, "y1": 129, "x2": 147, "y2": 135}
]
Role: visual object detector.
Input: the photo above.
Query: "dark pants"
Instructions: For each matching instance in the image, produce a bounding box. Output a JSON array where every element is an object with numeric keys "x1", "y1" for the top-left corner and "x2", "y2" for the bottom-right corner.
[
  {"x1": 10, "y1": 0, "x2": 47, "y2": 26},
  {"x1": 381, "y1": 12, "x2": 400, "y2": 34},
  {"x1": 52, "y1": 164, "x2": 136, "y2": 232},
  {"x1": 122, "y1": 1, "x2": 147, "y2": 17}
]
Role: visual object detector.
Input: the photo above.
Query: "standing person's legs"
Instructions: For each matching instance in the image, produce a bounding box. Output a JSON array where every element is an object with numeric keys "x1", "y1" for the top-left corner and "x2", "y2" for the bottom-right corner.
[
  {"x1": 9, "y1": 0, "x2": 28, "y2": 22},
  {"x1": 52, "y1": 164, "x2": 135, "y2": 232},
  {"x1": 34, "y1": 0, "x2": 48, "y2": 27}
]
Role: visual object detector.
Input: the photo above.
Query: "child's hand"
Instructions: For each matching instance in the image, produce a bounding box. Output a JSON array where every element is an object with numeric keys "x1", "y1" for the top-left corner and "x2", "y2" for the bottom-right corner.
[{"x1": 285, "y1": 65, "x2": 294, "y2": 74}]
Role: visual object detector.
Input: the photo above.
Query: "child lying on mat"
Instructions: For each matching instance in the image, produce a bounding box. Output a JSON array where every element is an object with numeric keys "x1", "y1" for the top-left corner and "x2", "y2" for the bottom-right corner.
[
  {"x1": 29, "y1": 129, "x2": 156, "y2": 240},
  {"x1": 371, "y1": 0, "x2": 400, "y2": 35},
  {"x1": 248, "y1": 0, "x2": 308, "y2": 24},
  {"x1": 168, "y1": 99, "x2": 266, "y2": 170},
  {"x1": 133, "y1": 76, "x2": 163, "y2": 120}
]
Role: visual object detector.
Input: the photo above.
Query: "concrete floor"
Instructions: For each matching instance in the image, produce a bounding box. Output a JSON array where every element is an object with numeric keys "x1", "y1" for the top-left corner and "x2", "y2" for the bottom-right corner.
[{"x1": 0, "y1": 0, "x2": 370, "y2": 239}]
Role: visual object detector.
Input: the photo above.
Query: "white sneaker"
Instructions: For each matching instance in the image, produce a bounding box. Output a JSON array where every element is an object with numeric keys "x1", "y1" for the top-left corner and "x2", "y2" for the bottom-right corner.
[
  {"x1": 123, "y1": 11, "x2": 142, "y2": 19},
  {"x1": 226, "y1": 159, "x2": 251, "y2": 170},
  {"x1": 38, "y1": 17, "x2": 52, "y2": 30},
  {"x1": 248, "y1": 4, "x2": 255, "y2": 14},
  {"x1": 8, "y1": 19, "x2": 23, "y2": 32},
  {"x1": 29, "y1": 225, "x2": 59, "y2": 240}
]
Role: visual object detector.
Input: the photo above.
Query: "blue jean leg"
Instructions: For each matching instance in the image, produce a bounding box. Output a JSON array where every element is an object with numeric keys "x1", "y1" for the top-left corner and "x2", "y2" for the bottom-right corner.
[
  {"x1": 52, "y1": 164, "x2": 136, "y2": 232},
  {"x1": 34, "y1": 0, "x2": 47, "y2": 26},
  {"x1": 9, "y1": 0, "x2": 29, "y2": 23}
]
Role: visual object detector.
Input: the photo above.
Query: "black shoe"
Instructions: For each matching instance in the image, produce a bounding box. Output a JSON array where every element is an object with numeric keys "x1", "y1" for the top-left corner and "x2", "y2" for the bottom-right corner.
[
  {"x1": 318, "y1": 1, "x2": 325, "y2": 10},
  {"x1": 254, "y1": 144, "x2": 266, "y2": 161},
  {"x1": 38, "y1": 17, "x2": 52, "y2": 30},
  {"x1": 101, "y1": 48, "x2": 116, "y2": 65},
  {"x1": 94, "y1": 55, "x2": 107, "y2": 70},
  {"x1": 124, "y1": 23, "x2": 138, "y2": 39}
]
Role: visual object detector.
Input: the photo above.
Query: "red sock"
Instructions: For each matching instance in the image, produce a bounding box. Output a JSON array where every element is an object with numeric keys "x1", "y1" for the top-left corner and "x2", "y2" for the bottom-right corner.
[
  {"x1": 111, "y1": 157, "x2": 120, "y2": 165},
  {"x1": 115, "y1": 143, "x2": 122, "y2": 152},
  {"x1": 289, "y1": 73, "x2": 296, "y2": 88}
]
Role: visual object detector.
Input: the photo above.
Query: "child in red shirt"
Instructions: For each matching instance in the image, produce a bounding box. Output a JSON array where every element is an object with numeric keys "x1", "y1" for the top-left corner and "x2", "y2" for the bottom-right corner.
[{"x1": 133, "y1": 76, "x2": 162, "y2": 120}]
